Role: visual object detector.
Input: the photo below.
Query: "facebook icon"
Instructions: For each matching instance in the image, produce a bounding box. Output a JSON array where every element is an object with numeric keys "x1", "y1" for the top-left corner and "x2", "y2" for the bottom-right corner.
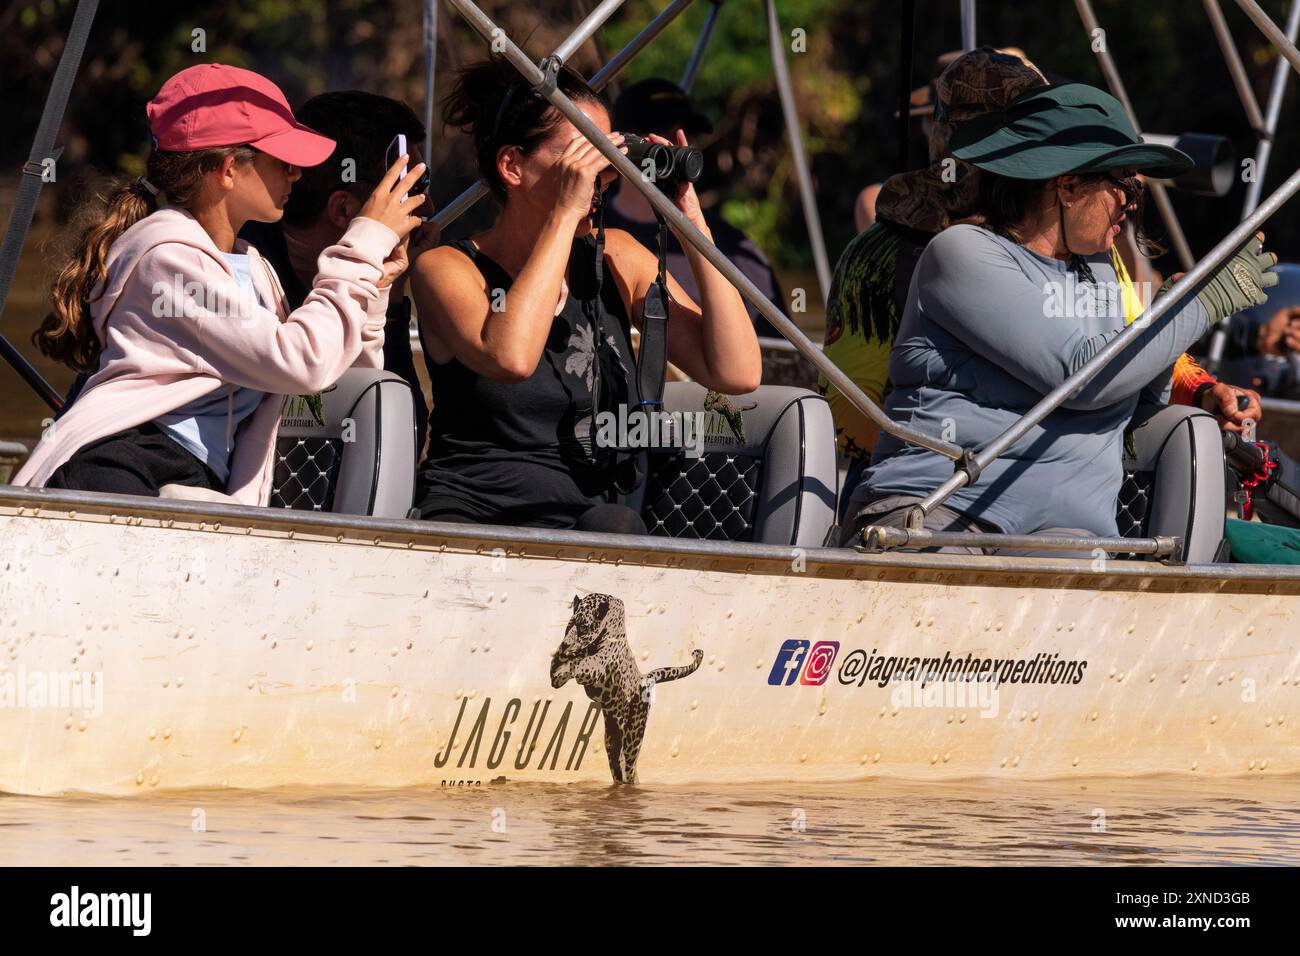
[{"x1": 767, "y1": 640, "x2": 809, "y2": 686}]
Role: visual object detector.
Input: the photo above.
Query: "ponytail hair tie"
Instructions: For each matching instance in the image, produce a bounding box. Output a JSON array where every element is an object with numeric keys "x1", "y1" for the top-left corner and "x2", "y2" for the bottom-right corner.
[{"x1": 137, "y1": 176, "x2": 161, "y2": 198}]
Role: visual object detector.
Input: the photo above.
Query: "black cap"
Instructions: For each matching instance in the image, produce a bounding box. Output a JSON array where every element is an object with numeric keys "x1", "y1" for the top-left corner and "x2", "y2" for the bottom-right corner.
[{"x1": 613, "y1": 78, "x2": 714, "y2": 136}]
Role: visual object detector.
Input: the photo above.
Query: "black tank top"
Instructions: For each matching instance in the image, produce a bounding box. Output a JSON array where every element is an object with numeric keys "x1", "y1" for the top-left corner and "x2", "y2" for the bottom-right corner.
[{"x1": 415, "y1": 234, "x2": 638, "y2": 528}]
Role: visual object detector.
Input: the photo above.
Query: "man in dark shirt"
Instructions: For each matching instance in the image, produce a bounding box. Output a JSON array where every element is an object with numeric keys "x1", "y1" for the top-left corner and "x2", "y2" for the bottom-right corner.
[
  {"x1": 239, "y1": 90, "x2": 432, "y2": 447},
  {"x1": 603, "y1": 78, "x2": 784, "y2": 338}
]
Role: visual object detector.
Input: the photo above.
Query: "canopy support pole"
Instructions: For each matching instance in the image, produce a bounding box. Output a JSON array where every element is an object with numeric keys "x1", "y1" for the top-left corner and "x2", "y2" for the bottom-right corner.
[
  {"x1": 0, "y1": 0, "x2": 100, "y2": 411},
  {"x1": 960, "y1": 0, "x2": 976, "y2": 52},
  {"x1": 423, "y1": 0, "x2": 439, "y2": 169},
  {"x1": 1204, "y1": 0, "x2": 1267, "y2": 135},
  {"x1": 1073, "y1": 0, "x2": 1196, "y2": 271},
  {"x1": 680, "y1": 0, "x2": 723, "y2": 93},
  {"x1": 1204, "y1": 0, "x2": 1298, "y2": 371},
  {"x1": 764, "y1": 0, "x2": 831, "y2": 304},
  {"x1": 555, "y1": 0, "x2": 627, "y2": 60}
]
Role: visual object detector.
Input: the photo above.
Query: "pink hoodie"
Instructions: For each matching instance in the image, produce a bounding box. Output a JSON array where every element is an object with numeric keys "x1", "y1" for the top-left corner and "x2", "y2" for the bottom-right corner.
[{"x1": 14, "y1": 206, "x2": 398, "y2": 504}]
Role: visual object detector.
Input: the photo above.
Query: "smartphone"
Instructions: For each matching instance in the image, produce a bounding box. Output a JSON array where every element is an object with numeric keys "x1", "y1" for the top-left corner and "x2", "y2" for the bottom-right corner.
[{"x1": 386, "y1": 133, "x2": 409, "y2": 202}]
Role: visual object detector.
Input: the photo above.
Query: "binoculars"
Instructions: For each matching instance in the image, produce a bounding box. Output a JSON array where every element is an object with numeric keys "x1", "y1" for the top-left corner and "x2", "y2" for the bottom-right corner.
[{"x1": 622, "y1": 134, "x2": 704, "y2": 184}]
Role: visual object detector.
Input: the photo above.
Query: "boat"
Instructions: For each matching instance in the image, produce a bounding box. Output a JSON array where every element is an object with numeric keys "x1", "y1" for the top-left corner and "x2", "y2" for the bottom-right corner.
[
  {"x1": 3, "y1": 0, "x2": 1300, "y2": 795},
  {"x1": 2, "y1": 480, "x2": 1298, "y2": 795}
]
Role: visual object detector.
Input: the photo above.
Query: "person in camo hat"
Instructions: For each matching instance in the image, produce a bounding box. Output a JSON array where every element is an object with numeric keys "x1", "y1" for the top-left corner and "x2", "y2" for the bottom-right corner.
[
  {"x1": 823, "y1": 47, "x2": 1263, "y2": 522},
  {"x1": 822, "y1": 47, "x2": 1048, "y2": 518}
]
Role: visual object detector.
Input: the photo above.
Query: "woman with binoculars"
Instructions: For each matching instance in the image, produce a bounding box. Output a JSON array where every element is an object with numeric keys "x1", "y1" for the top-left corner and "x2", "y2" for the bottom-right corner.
[{"x1": 409, "y1": 55, "x2": 760, "y2": 532}]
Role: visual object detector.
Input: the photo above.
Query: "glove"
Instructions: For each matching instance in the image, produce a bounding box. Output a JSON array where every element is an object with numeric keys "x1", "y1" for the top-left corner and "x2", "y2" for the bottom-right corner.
[{"x1": 1186, "y1": 232, "x2": 1279, "y2": 326}]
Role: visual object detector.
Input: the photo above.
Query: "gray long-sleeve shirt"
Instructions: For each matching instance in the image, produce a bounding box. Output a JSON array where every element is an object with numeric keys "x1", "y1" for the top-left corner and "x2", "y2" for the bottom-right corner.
[{"x1": 862, "y1": 224, "x2": 1213, "y2": 536}]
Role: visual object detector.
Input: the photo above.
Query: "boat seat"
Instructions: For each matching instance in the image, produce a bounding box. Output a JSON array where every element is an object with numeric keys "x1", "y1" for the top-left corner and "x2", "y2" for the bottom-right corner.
[
  {"x1": 633, "y1": 382, "x2": 837, "y2": 547},
  {"x1": 1115, "y1": 404, "x2": 1226, "y2": 562},
  {"x1": 269, "y1": 367, "x2": 416, "y2": 518}
]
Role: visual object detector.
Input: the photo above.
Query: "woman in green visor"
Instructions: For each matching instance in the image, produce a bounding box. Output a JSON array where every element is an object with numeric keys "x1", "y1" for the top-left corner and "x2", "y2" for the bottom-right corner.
[{"x1": 843, "y1": 83, "x2": 1278, "y2": 547}]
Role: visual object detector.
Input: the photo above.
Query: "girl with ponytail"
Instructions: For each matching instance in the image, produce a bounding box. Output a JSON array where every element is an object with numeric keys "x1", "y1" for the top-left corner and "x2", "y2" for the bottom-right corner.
[{"x1": 16, "y1": 64, "x2": 427, "y2": 502}]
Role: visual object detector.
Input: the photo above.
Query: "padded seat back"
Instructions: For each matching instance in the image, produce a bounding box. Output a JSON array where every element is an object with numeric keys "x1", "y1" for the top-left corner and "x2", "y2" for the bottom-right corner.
[
  {"x1": 1116, "y1": 404, "x2": 1226, "y2": 561},
  {"x1": 638, "y1": 382, "x2": 836, "y2": 546},
  {"x1": 271, "y1": 368, "x2": 416, "y2": 518}
]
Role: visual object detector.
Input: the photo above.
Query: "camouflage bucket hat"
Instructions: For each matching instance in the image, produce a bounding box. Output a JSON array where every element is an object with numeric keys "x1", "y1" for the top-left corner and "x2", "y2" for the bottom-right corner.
[{"x1": 876, "y1": 46, "x2": 1047, "y2": 234}]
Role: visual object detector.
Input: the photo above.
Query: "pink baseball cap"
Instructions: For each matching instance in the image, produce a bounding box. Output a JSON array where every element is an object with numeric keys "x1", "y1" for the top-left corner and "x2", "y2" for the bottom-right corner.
[{"x1": 146, "y1": 64, "x2": 336, "y2": 167}]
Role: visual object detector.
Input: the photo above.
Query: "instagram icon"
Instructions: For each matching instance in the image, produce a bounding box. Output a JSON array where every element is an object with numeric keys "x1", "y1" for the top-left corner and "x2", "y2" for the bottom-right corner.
[{"x1": 799, "y1": 641, "x2": 840, "y2": 685}]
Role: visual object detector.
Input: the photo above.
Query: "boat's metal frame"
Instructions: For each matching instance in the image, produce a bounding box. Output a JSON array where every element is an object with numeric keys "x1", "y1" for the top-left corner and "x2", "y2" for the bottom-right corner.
[{"x1": 1205, "y1": 0, "x2": 1300, "y2": 373}]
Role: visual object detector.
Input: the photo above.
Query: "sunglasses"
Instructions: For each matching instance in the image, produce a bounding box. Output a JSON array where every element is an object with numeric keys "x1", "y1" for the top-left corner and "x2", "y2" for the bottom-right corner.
[{"x1": 1104, "y1": 173, "x2": 1144, "y2": 209}]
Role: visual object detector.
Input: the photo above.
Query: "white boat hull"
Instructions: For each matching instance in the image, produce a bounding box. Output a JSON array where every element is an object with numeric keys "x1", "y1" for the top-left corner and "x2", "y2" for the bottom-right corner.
[{"x1": 1, "y1": 490, "x2": 1299, "y2": 795}]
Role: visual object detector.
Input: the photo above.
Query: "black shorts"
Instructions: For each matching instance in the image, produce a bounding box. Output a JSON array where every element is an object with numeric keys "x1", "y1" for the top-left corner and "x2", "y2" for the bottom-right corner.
[{"x1": 46, "y1": 423, "x2": 224, "y2": 498}]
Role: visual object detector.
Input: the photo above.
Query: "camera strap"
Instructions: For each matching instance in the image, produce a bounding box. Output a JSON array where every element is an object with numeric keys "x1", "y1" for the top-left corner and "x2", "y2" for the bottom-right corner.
[
  {"x1": 637, "y1": 212, "x2": 671, "y2": 413},
  {"x1": 584, "y1": 194, "x2": 645, "y2": 495}
]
